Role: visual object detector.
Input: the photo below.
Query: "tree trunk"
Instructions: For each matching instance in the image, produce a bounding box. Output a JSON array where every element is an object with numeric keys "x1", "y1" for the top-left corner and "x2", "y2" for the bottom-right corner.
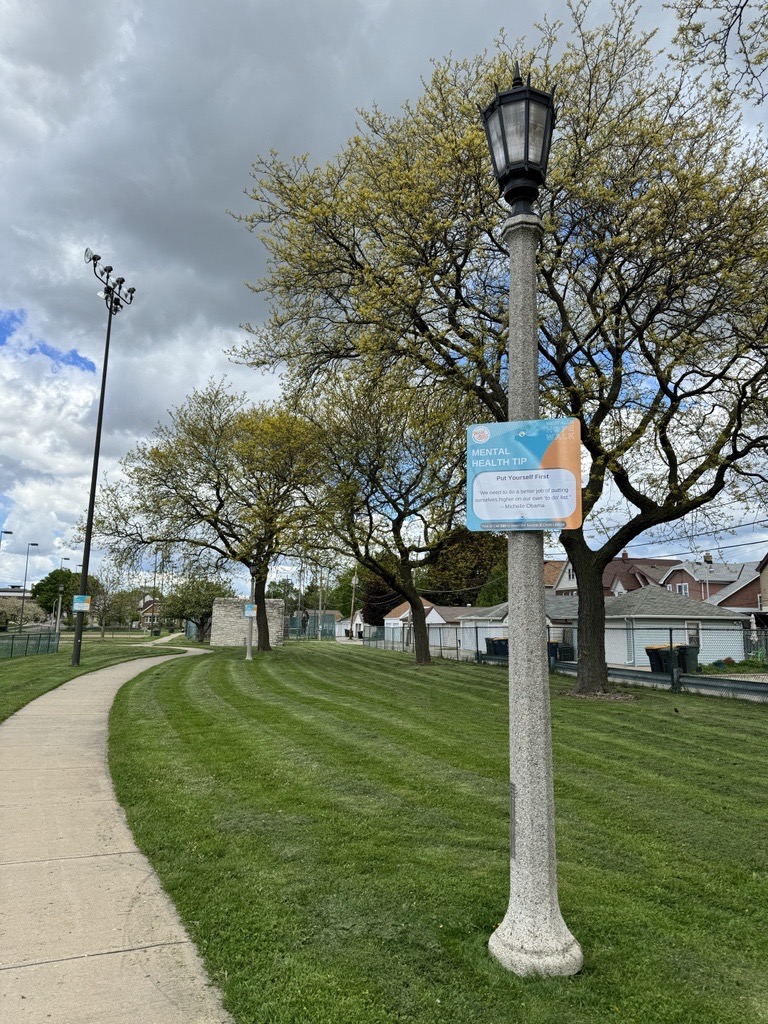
[
  {"x1": 561, "y1": 534, "x2": 611, "y2": 694},
  {"x1": 408, "y1": 593, "x2": 431, "y2": 666},
  {"x1": 254, "y1": 575, "x2": 272, "y2": 652}
]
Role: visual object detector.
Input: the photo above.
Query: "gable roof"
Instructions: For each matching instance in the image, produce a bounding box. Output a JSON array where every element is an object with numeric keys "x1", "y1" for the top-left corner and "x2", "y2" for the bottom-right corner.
[
  {"x1": 705, "y1": 569, "x2": 759, "y2": 605},
  {"x1": 459, "y1": 589, "x2": 748, "y2": 624},
  {"x1": 660, "y1": 560, "x2": 760, "y2": 585},
  {"x1": 605, "y1": 587, "x2": 748, "y2": 620}
]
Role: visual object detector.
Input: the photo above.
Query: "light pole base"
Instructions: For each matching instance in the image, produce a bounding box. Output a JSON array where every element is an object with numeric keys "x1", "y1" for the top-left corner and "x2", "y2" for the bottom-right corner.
[{"x1": 489, "y1": 922, "x2": 583, "y2": 977}]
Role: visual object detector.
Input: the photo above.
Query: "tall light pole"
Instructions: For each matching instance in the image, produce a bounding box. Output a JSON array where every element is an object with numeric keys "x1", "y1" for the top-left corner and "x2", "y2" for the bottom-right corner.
[
  {"x1": 60, "y1": 556, "x2": 70, "y2": 571},
  {"x1": 19, "y1": 542, "x2": 38, "y2": 631},
  {"x1": 55, "y1": 584, "x2": 65, "y2": 633},
  {"x1": 0, "y1": 530, "x2": 11, "y2": 556},
  {"x1": 72, "y1": 250, "x2": 136, "y2": 666},
  {"x1": 481, "y1": 66, "x2": 582, "y2": 976}
]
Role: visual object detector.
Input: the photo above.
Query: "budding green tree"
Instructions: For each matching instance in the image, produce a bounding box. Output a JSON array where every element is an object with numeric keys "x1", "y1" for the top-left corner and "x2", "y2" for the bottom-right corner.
[{"x1": 235, "y1": 1, "x2": 768, "y2": 690}]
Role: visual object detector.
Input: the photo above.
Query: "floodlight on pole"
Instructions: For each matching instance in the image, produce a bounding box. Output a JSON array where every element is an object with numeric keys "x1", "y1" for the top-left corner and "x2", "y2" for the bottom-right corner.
[{"x1": 72, "y1": 250, "x2": 136, "y2": 666}]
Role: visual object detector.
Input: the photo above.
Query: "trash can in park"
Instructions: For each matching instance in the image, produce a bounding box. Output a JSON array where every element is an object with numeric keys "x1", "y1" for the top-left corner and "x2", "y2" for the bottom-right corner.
[
  {"x1": 495, "y1": 638, "x2": 509, "y2": 656},
  {"x1": 645, "y1": 646, "x2": 665, "y2": 672},
  {"x1": 658, "y1": 647, "x2": 676, "y2": 674},
  {"x1": 548, "y1": 640, "x2": 559, "y2": 669},
  {"x1": 676, "y1": 645, "x2": 700, "y2": 673}
]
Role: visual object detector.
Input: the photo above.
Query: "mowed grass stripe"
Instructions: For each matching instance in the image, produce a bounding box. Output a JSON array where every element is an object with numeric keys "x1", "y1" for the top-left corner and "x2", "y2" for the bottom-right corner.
[{"x1": 109, "y1": 644, "x2": 768, "y2": 1024}]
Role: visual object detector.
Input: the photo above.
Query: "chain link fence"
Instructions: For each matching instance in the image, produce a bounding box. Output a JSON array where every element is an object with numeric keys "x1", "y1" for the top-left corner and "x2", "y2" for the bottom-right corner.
[
  {"x1": 0, "y1": 630, "x2": 60, "y2": 659},
  {"x1": 363, "y1": 622, "x2": 768, "y2": 702}
]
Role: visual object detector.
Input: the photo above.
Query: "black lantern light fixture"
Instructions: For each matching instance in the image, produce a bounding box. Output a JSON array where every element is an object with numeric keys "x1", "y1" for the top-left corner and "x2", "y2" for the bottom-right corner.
[{"x1": 481, "y1": 63, "x2": 556, "y2": 214}]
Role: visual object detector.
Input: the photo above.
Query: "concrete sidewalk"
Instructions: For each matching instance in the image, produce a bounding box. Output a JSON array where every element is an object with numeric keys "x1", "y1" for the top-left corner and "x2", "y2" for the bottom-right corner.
[{"x1": 0, "y1": 652, "x2": 233, "y2": 1023}]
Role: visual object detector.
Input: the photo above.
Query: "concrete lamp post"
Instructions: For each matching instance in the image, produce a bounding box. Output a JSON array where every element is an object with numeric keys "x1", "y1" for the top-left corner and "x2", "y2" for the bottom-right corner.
[
  {"x1": 72, "y1": 250, "x2": 135, "y2": 667},
  {"x1": 480, "y1": 66, "x2": 583, "y2": 977}
]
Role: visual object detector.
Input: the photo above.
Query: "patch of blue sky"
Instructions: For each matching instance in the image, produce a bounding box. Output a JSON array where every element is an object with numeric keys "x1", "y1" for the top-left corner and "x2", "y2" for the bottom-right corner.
[
  {"x1": 32, "y1": 341, "x2": 96, "y2": 373},
  {"x1": 1, "y1": 305, "x2": 96, "y2": 372},
  {"x1": 0, "y1": 307, "x2": 26, "y2": 345}
]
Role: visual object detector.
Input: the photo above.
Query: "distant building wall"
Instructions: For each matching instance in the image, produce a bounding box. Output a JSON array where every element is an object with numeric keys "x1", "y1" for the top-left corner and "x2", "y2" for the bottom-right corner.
[{"x1": 209, "y1": 598, "x2": 285, "y2": 647}]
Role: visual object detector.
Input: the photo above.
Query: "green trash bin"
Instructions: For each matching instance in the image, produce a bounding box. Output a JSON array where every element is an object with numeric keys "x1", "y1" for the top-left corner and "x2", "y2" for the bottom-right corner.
[
  {"x1": 658, "y1": 647, "x2": 675, "y2": 674},
  {"x1": 676, "y1": 645, "x2": 699, "y2": 673}
]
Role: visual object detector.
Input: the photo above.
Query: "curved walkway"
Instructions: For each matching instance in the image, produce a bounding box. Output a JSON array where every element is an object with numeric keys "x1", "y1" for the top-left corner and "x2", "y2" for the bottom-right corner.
[{"x1": 0, "y1": 648, "x2": 233, "y2": 1023}]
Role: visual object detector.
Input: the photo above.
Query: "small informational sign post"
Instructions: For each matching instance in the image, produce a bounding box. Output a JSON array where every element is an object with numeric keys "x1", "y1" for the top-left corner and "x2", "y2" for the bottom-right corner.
[
  {"x1": 243, "y1": 603, "x2": 257, "y2": 618},
  {"x1": 72, "y1": 595, "x2": 91, "y2": 613},
  {"x1": 467, "y1": 418, "x2": 582, "y2": 531}
]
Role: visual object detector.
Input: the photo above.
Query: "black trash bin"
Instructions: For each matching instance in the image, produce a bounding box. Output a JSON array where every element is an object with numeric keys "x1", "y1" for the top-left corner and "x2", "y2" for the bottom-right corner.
[
  {"x1": 657, "y1": 647, "x2": 675, "y2": 674},
  {"x1": 548, "y1": 640, "x2": 559, "y2": 669},
  {"x1": 645, "y1": 646, "x2": 665, "y2": 672},
  {"x1": 485, "y1": 637, "x2": 496, "y2": 655},
  {"x1": 495, "y1": 638, "x2": 509, "y2": 656}
]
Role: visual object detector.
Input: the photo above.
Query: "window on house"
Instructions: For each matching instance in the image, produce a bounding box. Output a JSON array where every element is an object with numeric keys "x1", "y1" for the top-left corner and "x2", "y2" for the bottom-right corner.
[
  {"x1": 567, "y1": 567, "x2": 576, "y2": 581},
  {"x1": 759, "y1": 594, "x2": 763, "y2": 611},
  {"x1": 686, "y1": 621, "x2": 701, "y2": 646},
  {"x1": 676, "y1": 583, "x2": 689, "y2": 596},
  {"x1": 666, "y1": 584, "x2": 672, "y2": 591}
]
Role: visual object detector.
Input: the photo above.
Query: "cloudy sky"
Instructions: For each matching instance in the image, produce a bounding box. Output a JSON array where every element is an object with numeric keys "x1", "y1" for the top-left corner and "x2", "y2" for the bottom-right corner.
[{"x1": 3, "y1": 0, "x2": 763, "y2": 597}]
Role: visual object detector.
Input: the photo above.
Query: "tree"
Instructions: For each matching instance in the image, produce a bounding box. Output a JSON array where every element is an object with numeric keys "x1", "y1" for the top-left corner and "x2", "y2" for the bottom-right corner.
[
  {"x1": 672, "y1": 0, "x2": 768, "y2": 101},
  {"x1": 89, "y1": 560, "x2": 133, "y2": 638},
  {"x1": 163, "y1": 573, "x2": 235, "y2": 642},
  {"x1": 417, "y1": 528, "x2": 506, "y2": 607},
  {"x1": 235, "y1": 1, "x2": 768, "y2": 691},
  {"x1": 303, "y1": 368, "x2": 468, "y2": 665},
  {"x1": 94, "y1": 382, "x2": 320, "y2": 652},
  {"x1": 31, "y1": 569, "x2": 88, "y2": 618}
]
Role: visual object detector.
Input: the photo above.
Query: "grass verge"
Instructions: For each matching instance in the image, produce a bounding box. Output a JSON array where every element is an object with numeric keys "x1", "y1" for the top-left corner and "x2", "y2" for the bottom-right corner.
[
  {"x1": 109, "y1": 644, "x2": 768, "y2": 1024},
  {"x1": 0, "y1": 639, "x2": 190, "y2": 723}
]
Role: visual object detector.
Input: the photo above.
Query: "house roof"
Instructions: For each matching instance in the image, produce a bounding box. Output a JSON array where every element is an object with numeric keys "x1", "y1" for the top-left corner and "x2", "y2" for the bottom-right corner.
[
  {"x1": 384, "y1": 600, "x2": 495, "y2": 624},
  {"x1": 605, "y1": 587, "x2": 748, "y2": 621},
  {"x1": 660, "y1": 560, "x2": 760, "y2": 585},
  {"x1": 602, "y1": 557, "x2": 678, "y2": 593},
  {"x1": 543, "y1": 560, "x2": 565, "y2": 587},
  {"x1": 460, "y1": 589, "x2": 747, "y2": 623},
  {"x1": 705, "y1": 570, "x2": 759, "y2": 605}
]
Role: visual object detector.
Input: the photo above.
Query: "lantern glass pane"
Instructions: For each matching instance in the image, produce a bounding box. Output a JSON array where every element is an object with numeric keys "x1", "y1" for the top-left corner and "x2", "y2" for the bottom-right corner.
[
  {"x1": 502, "y1": 100, "x2": 526, "y2": 164},
  {"x1": 486, "y1": 108, "x2": 506, "y2": 176},
  {"x1": 528, "y1": 100, "x2": 549, "y2": 166}
]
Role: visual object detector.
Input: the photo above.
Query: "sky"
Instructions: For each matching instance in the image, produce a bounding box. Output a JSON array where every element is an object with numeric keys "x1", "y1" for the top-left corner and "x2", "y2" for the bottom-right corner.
[{"x1": 2, "y1": 0, "x2": 765, "y2": 599}]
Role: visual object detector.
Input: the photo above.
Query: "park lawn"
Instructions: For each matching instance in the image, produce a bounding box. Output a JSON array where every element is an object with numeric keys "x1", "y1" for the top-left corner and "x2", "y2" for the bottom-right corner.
[
  {"x1": 108, "y1": 644, "x2": 768, "y2": 1024},
  {"x1": 0, "y1": 639, "x2": 190, "y2": 723}
]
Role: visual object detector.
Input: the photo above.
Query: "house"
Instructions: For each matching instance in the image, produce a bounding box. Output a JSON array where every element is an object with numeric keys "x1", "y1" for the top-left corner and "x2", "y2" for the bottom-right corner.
[
  {"x1": 456, "y1": 589, "x2": 749, "y2": 667},
  {"x1": 659, "y1": 554, "x2": 760, "y2": 603},
  {"x1": 553, "y1": 551, "x2": 678, "y2": 597},
  {"x1": 384, "y1": 599, "x2": 497, "y2": 657},
  {"x1": 336, "y1": 608, "x2": 366, "y2": 640},
  {"x1": 138, "y1": 595, "x2": 162, "y2": 629}
]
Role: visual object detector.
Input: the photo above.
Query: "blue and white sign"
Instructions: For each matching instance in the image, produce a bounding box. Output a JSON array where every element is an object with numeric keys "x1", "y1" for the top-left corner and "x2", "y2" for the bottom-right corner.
[
  {"x1": 72, "y1": 595, "x2": 91, "y2": 612},
  {"x1": 243, "y1": 603, "x2": 257, "y2": 618},
  {"x1": 467, "y1": 419, "x2": 582, "y2": 531}
]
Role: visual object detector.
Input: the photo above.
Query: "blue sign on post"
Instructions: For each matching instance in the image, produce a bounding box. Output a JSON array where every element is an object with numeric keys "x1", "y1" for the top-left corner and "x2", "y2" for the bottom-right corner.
[
  {"x1": 72, "y1": 595, "x2": 91, "y2": 612},
  {"x1": 467, "y1": 419, "x2": 582, "y2": 531}
]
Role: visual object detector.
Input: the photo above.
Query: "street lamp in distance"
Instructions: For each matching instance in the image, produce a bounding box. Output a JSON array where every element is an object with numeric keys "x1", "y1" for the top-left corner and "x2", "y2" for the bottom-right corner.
[
  {"x1": 19, "y1": 542, "x2": 39, "y2": 632},
  {"x1": 480, "y1": 66, "x2": 582, "y2": 978}
]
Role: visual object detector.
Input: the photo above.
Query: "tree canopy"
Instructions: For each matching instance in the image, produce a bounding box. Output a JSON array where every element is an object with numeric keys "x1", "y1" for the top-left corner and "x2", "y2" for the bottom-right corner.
[
  {"x1": 94, "y1": 381, "x2": 319, "y2": 652},
  {"x1": 302, "y1": 367, "x2": 469, "y2": 664},
  {"x1": 235, "y1": 0, "x2": 768, "y2": 689}
]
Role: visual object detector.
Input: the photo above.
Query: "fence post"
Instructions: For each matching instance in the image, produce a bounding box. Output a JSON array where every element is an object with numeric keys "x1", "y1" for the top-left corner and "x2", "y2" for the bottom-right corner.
[{"x1": 669, "y1": 628, "x2": 680, "y2": 693}]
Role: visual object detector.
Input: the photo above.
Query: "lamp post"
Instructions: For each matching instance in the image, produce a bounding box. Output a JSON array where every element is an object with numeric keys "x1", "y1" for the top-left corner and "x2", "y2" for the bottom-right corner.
[
  {"x1": 481, "y1": 66, "x2": 582, "y2": 976},
  {"x1": 349, "y1": 573, "x2": 358, "y2": 640},
  {"x1": 55, "y1": 584, "x2": 65, "y2": 633},
  {"x1": 72, "y1": 250, "x2": 135, "y2": 666},
  {"x1": 19, "y1": 542, "x2": 38, "y2": 631},
  {"x1": 60, "y1": 556, "x2": 70, "y2": 571},
  {"x1": 0, "y1": 529, "x2": 11, "y2": 555}
]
